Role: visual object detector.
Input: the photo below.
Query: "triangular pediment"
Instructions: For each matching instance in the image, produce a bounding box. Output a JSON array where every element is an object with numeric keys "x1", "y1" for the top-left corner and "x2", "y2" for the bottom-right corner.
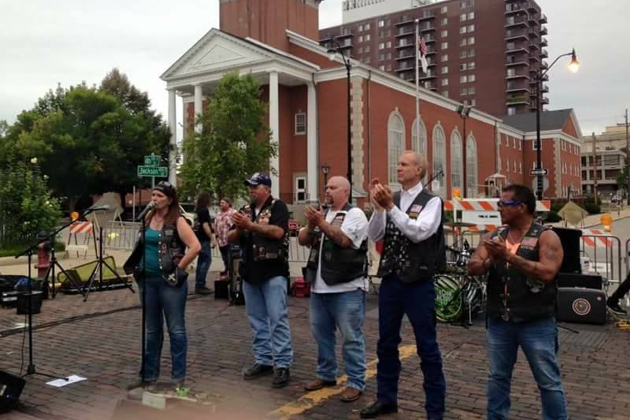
[{"x1": 162, "y1": 29, "x2": 273, "y2": 80}]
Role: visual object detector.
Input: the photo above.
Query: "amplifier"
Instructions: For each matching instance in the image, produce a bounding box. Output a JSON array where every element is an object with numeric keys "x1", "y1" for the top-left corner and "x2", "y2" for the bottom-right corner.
[
  {"x1": 557, "y1": 287, "x2": 606, "y2": 325},
  {"x1": 0, "y1": 370, "x2": 25, "y2": 413},
  {"x1": 556, "y1": 273, "x2": 603, "y2": 290}
]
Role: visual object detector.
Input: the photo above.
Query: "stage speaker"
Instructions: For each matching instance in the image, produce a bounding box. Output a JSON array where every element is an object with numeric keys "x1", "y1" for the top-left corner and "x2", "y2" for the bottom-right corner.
[
  {"x1": 557, "y1": 287, "x2": 606, "y2": 325},
  {"x1": 0, "y1": 370, "x2": 25, "y2": 414},
  {"x1": 16, "y1": 291, "x2": 43, "y2": 315},
  {"x1": 552, "y1": 227, "x2": 582, "y2": 274},
  {"x1": 556, "y1": 273, "x2": 603, "y2": 290}
]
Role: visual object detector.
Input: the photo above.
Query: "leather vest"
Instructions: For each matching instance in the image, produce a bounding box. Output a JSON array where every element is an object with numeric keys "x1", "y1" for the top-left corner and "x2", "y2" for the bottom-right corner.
[
  {"x1": 487, "y1": 223, "x2": 557, "y2": 323},
  {"x1": 241, "y1": 197, "x2": 289, "y2": 263},
  {"x1": 377, "y1": 189, "x2": 445, "y2": 283},
  {"x1": 124, "y1": 218, "x2": 187, "y2": 287},
  {"x1": 305, "y1": 204, "x2": 368, "y2": 286}
]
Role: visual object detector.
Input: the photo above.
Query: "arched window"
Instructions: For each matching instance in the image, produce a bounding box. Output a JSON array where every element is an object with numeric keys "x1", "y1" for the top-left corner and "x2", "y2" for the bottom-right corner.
[
  {"x1": 411, "y1": 118, "x2": 427, "y2": 156},
  {"x1": 388, "y1": 111, "x2": 405, "y2": 185},
  {"x1": 450, "y1": 130, "x2": 462, "y2": 193},
  {"x1": 432, "y1": 124, "x2": 446, "y2": 197},
  {"x1": 466, "y1": 134, "x2": 478, "y2": 198}
]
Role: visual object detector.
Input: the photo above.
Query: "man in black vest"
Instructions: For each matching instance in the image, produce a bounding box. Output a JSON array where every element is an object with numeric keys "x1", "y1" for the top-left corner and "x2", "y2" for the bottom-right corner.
[
  {"x1": 298, "y1": 176, "x2": 368, "y2": 403},
  {"x1": 228, "y1": 173, "x2": 293, "y2": 388},
  {"x1": 468, "y1": 184, "x2": 567, "y2": 420},
  {"x1": 361, "y1": 151, "x2": 446, "y2": 420}
]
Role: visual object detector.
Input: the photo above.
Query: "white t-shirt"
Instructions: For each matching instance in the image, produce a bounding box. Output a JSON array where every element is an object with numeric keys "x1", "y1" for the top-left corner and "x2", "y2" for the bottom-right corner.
[{"x1": 312, "y1": 207, "x2": 369, "y2": 294}]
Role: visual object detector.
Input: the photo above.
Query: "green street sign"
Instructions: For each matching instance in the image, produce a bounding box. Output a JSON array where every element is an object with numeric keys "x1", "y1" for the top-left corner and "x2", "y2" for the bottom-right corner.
[
  {"x1": 144, "y1": 155, "x2": 160, "y2": 166},
  {"x1": 138, "y1": 166, "x2": 168, "y2": 178}
]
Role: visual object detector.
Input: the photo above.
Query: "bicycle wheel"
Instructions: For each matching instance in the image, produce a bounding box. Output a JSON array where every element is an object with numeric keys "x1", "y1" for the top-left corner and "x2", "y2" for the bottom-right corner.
[{"x1": 434, "y1": 275, "x2": 463, "y2": 323}]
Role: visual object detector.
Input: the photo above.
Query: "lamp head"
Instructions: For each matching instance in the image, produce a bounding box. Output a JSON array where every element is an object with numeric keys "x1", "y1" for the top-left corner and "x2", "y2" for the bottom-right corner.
[
  {"x1": 568, "y1": 48, "x2": 580, "y2": 73},
  {"x1": 327, "y1": 49, "x2": 336, "y2": 61},
  {"x1": 321, "y1": 164, "x2": 330, "y2": 175}
]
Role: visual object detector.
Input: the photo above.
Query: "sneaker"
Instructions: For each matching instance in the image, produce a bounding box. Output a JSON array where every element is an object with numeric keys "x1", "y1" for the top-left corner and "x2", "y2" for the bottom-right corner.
[
  {"x1": 127, "y1": 382, "x2": 157, "y2": 401},
  {"x1": 195, "y1": 286, "x2": 213, "y2": 295},
  {"x1": 272, "y1": 368, "x2": 290, "y2": 388},
  {"x1": 243, "y1": 363, "x2": 274, "y2": 380},
  {"x1": 607, "y1": 298, "x2": 627, "y2": 315},
  {"x1": 125, "y1": 379, "x2": 154, "y2": 390}
]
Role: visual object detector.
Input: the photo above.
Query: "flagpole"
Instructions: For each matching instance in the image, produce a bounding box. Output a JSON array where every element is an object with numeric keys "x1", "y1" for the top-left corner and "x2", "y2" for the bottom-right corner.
[{"x1": 415, "y1": 19, "x2": 420, "y2": 155}]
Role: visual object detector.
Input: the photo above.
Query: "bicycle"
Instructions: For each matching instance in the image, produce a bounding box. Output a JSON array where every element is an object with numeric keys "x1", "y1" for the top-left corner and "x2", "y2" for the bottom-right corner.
[{"x1": 434, "y1": 241, "x2": 487, "y2": 326}]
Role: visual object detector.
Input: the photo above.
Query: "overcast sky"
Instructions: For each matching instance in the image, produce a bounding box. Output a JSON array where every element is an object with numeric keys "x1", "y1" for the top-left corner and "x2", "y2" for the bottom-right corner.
[{"x1": 1, "y1": 0, "x2": 628, "y2": 139}]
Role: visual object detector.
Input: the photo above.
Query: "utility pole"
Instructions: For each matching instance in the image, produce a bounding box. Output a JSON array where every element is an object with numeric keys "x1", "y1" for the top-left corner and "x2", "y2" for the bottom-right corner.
[
  {"x1": 626, "y1": 109, "x2": 629, "y2": 205},
  {"x1": 592, "y1": 132, "x2": 598, "y2": 202}
]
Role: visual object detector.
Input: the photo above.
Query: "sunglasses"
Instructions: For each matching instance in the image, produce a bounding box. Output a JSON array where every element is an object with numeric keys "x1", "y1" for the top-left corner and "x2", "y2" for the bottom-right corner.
[{"x1": 497, "y1": 200, "x2": 523, "y2": 208}]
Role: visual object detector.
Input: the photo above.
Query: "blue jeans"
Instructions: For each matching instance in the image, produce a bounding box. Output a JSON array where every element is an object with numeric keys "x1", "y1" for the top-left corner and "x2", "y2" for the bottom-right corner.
[
  {"x1": 377, "y1": 274, "x2": 446, "y2": 418},
  {"x1": 243, "y1": 276, "x2": 293, "y2": 368},
  {"x1": 487, "y1": 317, "x2": 567, "y2": 420},
  {"x1": 139, "y1": 275, "x2": 188, "y2": 382},
  {"x1": 195, "y1": 241, "x2": 211, "y2": 289},
  {"x1": 310, "y1": 290, "x2": 367, "y2": 390}
]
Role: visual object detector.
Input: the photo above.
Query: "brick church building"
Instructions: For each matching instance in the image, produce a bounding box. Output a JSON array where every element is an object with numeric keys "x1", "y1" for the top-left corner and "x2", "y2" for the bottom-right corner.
[{"x1": 161, "y1": 0, "x2": 582, "y2": 206}]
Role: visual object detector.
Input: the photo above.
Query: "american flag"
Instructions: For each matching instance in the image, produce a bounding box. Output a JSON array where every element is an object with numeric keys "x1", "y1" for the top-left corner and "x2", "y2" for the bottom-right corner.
[{"x1": 417, "y1": 35, "x2": 429, "y2": 73}]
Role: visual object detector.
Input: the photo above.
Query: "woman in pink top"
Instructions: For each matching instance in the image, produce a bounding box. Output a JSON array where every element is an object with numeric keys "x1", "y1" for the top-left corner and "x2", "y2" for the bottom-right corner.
[{"x1": 215, "y1": 198, "x2": 237, "y2": 277}]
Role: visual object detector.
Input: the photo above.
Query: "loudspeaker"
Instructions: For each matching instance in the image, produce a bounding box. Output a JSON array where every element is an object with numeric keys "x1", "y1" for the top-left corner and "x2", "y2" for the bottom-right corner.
[
  {"x1": 557, "y1": 287, "x2": 607, "y2": 325},
  {"x1": 552, "y1": 227, "x2": 582, "y2": 274},
  {"x1": 16, "y1": 291, "x2": 43, "y2": 315},
  {"x1": 214, "y1": 280, "x2": 229, "y2": 300},
  {"x1": 556, "y1": 273, "x2": 603, "y2": 290},
  {"x1": 0, "y1": 370, "x2": 26, "y2": 414}
]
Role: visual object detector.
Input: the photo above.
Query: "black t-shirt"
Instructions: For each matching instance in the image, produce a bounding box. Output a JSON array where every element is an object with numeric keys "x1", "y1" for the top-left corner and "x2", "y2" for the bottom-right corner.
[
  {"x1": 195, "y1": 208, "x2": 213, "y2": 242},
  {"x1": 241, "y1": 196, "x2": 290, "y2": 284}
]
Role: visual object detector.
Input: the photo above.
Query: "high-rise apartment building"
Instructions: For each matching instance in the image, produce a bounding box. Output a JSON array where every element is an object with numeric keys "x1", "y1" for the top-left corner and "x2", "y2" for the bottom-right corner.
[{"x1": 320, "y1": 0, "x2": 549, "y2": 117}]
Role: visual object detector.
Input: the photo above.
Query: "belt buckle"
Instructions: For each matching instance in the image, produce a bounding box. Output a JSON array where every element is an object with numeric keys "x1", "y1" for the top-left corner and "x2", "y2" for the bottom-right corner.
[{"x1": 501, "y1": 310, "x2": 510, "y2": 322}]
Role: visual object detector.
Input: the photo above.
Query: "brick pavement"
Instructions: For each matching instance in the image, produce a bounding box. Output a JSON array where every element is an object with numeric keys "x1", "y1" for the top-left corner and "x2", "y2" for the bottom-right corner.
[{"x1": 1, "y1": 277, "x2": 630, "y2": 420}]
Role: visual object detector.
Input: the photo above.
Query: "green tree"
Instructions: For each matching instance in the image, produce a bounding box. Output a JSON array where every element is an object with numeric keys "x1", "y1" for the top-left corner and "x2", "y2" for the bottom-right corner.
[
  {"x1": 7, "y1": 74, "x2": 171, "y2": 212},
  {"x1": 180, "y1": 72, "x2": 276, "y2": 201}
]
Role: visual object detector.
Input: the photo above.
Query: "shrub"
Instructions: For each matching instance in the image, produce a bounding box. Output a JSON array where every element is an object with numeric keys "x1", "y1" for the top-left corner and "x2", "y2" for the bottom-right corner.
[
  {"x1": 545, "y1": 211, "x2": 562, "y2": 223},
  {"x1": 584, "y1": 202, "x2": 601, "y2": 215}
]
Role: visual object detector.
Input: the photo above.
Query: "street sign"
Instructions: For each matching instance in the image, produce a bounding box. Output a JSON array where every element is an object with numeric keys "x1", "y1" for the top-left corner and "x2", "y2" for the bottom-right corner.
[
  {"x1": 138, "y1": 166, "x2": 168, "y2": 178},
  {"x1": 530, "y1": 168, "x2": 549, "y2": 176},
  {"x1": 144, "y1": 155, "x2": 160, "y2": 166}
]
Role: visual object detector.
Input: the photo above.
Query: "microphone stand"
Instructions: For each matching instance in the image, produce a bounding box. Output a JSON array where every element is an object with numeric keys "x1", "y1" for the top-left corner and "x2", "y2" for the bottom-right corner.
[{"x1": 134, "y1": 200, "x2": 152, "y2": 384}]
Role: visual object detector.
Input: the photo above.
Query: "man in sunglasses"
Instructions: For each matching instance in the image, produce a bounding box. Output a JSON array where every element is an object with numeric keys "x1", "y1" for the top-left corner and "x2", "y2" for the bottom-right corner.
[{"x1": 468, "y1": 184, "x2": 567, "y2": 420}]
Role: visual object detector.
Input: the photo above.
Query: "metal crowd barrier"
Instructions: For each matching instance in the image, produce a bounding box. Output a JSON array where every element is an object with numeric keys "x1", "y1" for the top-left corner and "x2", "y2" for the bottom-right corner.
[{"x1": 580, "y1": 234, "x2": 622, "y2": 292}]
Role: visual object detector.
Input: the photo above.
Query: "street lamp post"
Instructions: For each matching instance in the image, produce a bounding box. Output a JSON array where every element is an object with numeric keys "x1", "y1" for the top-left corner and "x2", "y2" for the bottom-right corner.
[
  {"x1": 534, "y1": 48, "x2": 580, "y2": 200},
  {"x1": 327, "y1": 41, "x2": 352, "y2": 203}
]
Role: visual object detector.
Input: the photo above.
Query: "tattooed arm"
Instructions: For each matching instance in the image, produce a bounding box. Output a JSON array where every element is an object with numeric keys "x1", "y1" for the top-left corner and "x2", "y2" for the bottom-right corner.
[
  {"x1": 467, "y1": 232, "x2": 494, "y2": 275},
  {"x1": 502, "y1": 230, "x2": 563, "y2": 282}
]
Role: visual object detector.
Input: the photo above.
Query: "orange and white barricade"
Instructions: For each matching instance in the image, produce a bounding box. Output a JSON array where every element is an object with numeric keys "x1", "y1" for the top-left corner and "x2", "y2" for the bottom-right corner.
[{"x1": 67, "y1": 221, "x2": 95, "y2": 258}]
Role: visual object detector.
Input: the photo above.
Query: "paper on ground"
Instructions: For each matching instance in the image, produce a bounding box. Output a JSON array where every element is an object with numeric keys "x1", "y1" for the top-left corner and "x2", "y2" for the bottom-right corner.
[{"x1": 46, "y1": 375, "x2": 87, "y2": 387}]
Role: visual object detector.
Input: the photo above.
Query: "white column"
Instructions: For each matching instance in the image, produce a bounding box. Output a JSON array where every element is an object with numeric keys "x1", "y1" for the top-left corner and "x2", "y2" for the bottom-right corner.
[
  {"x1": 194, "y1": 84, "x2": 203, "y2": 133},
  {"x1": 269, "y1": 71, "x2": 280, "y2": 198},
  {"x1": 168, "y1": 89, "x2": 177, "y2": 186},
  {"x1": 307, "y1": 82, "x2": 318, "y2": 203}
]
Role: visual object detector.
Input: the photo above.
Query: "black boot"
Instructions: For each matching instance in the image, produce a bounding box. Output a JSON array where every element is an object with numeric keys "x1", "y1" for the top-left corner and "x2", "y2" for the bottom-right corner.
[{"x1": 607, "y1": 297, "x2": 627, "y2": 314}]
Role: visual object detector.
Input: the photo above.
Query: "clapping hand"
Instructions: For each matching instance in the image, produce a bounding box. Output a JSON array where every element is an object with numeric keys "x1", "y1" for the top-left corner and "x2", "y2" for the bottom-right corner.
[
  {"x1": 304, "y1": 205, "x2": 324, "y2": 229},
  {"x1": 231, "y1": 212, "x2": 252, "y2": 231},
  {"x1": 371, "y1": 178, "x2": 394, "y2": 211}
]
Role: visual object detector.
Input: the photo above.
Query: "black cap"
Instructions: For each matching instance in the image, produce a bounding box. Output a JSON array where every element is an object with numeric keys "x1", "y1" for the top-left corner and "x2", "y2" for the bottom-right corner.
[{"x1": 244, "y1": 172, "x2": 272, "y2": 187}]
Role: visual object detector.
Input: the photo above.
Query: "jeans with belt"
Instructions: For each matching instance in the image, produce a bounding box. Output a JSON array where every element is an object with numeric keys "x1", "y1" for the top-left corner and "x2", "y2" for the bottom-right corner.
[
  {"x1": 376, "y1": 274, "x2": 446, "y2": 418},
  {"x1": 139, "y1": 275, "x2": 188, "y2": 382},
  {"x1": 195, "y1": 240, "x2": 211, "y2": 289},
  {"x1": 487, "y1": 316, "x2": 567, "y2": 420}
]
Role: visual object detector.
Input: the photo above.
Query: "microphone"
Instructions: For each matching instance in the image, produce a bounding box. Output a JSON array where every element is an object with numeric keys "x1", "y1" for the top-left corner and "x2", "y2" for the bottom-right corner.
[
  {"x1": 136, "y1": 202, "x2": 155, "y2": 221},
  {"x1": 88, "y1": 205, "x2": 110, "y2": 211}
]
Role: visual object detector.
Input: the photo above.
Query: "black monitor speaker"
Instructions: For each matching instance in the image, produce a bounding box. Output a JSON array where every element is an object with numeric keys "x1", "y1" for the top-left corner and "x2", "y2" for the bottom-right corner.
[
  {"x1": 0, "y1": 370, "x2": 25, "y2": 413},
  {"x1": 552, "y1": 227, "x2": 582, "y2": 274}
]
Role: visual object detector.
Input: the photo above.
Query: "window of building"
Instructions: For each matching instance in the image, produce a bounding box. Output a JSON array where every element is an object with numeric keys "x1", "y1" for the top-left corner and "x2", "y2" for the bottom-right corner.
[
  {"x1": 386, "y1": 64, "x2": 392, "y2": 71},
  {"x1": 441, "y1": 41, "x2": 448, "y2": 50},
  {"x1": 386, "y1": 41, "x2": 392, "y2": 48},
  {"x1": 468, "y1": 24, "x2": 475, "y2": 32},
  {"x1": 343, "y1": 38, "x2": 351, "y2": 46},
  {"x1": 507, "y1": 68, "x2": 516, "y2": 77},
  {"x1": 513, "y1": 138, "x2": 517, "y2": 148},
  {"x1": 460, "y1": 13, "x2": 467, "y2": 22},
  {"x1": 460, "y1": 50, "x2": 467, "y2": 59},
  {"x1": 433, "y1": 125, "x2": 447, "y2": 197},
  {"x1": 441, "y1": 17, "x2": 448, "y2": 25},
  {"x1": 441, "y1": 5, "x2": 448, "y2": 13},
  {"x1": 470, "y1": 98, "x2": 476, "y2": 106},
  {"x1": 505, "y1": 136, "x2": 509, "y2": 147},
  {"x1": 378, "y1": 19, "x2": 385, "y2": 27},
  {"x1": 441, "y1": 53, "x2": 448, "y2": 62},
  {"x1": 460, "y1": 26, "x2": 468, "y2": 34},
  {"x1": 519, "y1": 140, "x2": 522, "y2": 150},
  {"x1": 468, "y1": 36, "x2": 475, "y2": 45},
  {"x1": 358, "y1": 47, "x2": 363, "y2": 54},
  {"x1": 468, "y1": 86, "x2": 476, "y2": 94},
  {"x1": 294, "y1": 112, "x2": 306, "y2": 135},
  {"x1": 365, "y1": 45, "x2": 371, "y2": 52},
  {"x1": 460, "y1": 87, "x2": 468, "y2": 95},
  {"x1": 365, "y1": 23, "x2": 370, "y2": 30},
  {"x1": 468, "y1": 11, "x2": 475, "y2": 19},
  {"x1": 466, "y1": 135, "x2": 478, "y2": 197},
  {"x1": 412, "y1": 118, "x2": 427, "y2": 157},
  {"x1": 468, "y1": 61, "x2": 476, "y2": 70},
  {"x1": 506, "y1": 42, "x2": 515, "y2": 50},
  {"x1": 379, "y1": 64, "x2": 385, "y2": 70},
  {"x1": 441, "y1": 78, "x2": 449, "y2": 86},
  {"x1": 460, "y1": 63, "x2": 468, "y2": 71},
  {"x1": 460, "y1": 75, "x2": 468, "y2": 83},
  {"x1": 469, "y1": 74, "x2": 476, "y2": 82},
  {"x1": 513, "y1": 161, "x2": 517, "y2": 173},
  {"x1": 519, "y1": 162, "x2": 522, "y2": 174},
  {"x1": 379, "y1": 42, "x2": 385, "y2": 49},
  {"x1": 451, "y1": 131, "x2": 463, "y2": 191},
  {"x1": 294, "y1": 175, "x2": 307, "y2": 203},
  {"x1": 365, "y1": 34, "x2": 371, "y2": 41},
  {"x1": 441, "y1": 66, "x2": 449, "y2": 74},
  {"x1": 379, "y1": 54, "x2": 384, "y2": 61},
  {"x1": 358, "y1": 36, "x2": 363, "y2": 43},
  {"x1": 442, "y1": 90, "x2": 449, "y2": 98},
  {"x1": 358, "y1": 25, "x2": 363, "y2": 32},
  {"x1": 388, "y1": 112, "x2": 405, "y2": 184},
  {"x1": 507, "y1": 106, "x2": 516, "y2": 116},
  {"x1": 469, "y1": 48, "x2": 476, "y2": 57},
  {"x1": 386, "y1": 52, "x2": 391, "y2": 60},
  {"x1": 533, "y1": 140, "x2": 540, "y2": 150},
  {"x1": 441, "y1": 29, "x2": 448, "y2": 37},
  {"x1": 506, "y1": 158, "x2": 510, "y2": 172}
]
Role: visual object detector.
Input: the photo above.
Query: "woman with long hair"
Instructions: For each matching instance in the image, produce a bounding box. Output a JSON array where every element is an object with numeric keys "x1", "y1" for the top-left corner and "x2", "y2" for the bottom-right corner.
[
  {"x1": 194, "y1": 191, "x2": 217, "y2": 294},
  {"x1": 125, "y1": 181, "x2": 201, "y2": 397},
  {"x1": 215, "y1": 197, "x2": 236, "y2": 278}
]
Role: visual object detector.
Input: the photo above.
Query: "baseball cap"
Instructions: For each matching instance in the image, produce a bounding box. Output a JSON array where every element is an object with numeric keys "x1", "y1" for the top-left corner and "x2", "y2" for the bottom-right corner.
[{"x1": 244, "y1": 172, "x2": 272, "y2": 187}]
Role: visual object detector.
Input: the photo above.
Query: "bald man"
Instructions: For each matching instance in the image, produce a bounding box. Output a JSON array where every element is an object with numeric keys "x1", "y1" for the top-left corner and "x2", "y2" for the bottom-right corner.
[{"x1": 298, "y1": 176, "x2": 369, "y2": 403}]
